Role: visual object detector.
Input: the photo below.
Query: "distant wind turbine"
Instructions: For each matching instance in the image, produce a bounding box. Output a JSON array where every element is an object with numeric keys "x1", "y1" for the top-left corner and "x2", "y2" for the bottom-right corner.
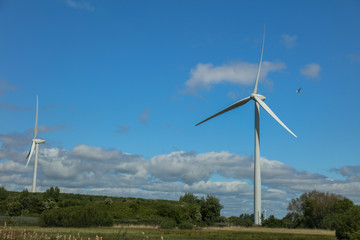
[
  {"x1": 195, "y1": 27, "x2": 297, "y2": 225},
  {"x1": 263, "y1": 209, "x2": 268, "y2": 220},
  {"x1": 25, "y1": 96, "x2": 46, "y2": 193}
]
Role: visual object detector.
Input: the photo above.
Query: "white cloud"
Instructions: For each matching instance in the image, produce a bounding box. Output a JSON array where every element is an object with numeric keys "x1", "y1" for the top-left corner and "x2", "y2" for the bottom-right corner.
[
  {"x1": 281, "y1": 34, "x2": 297, "y2": 49},
  {"x1": 1, "y1": 131, "x2": 359, "y2": 218},
  {"x1": 184, "y1": 180, "x2": 253, "y2": 196},
  {"x1": 71, "y1": 144, "x2": 121, "y2": 161},
  {"x1": 331, "y1": 165, "x2": 360, "y2": 181},
  {"x1": 300, "y1": 63, "x2": 321, "y2": 78},
  {"x1": 184, "y1": 61, "x2": 286, "y2": 92}
]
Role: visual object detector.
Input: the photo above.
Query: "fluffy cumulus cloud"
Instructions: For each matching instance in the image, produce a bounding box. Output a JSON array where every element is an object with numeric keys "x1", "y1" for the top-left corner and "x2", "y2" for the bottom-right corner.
[
  {"x1": 0, "y1": 131, "x2": 359, "y2": 217},
  {"x1": 300, "y1": 63, "x2": 321, "y2": 78},
  {"x1": 184, "y1": 61, "x2": 286, "y2": 93}
]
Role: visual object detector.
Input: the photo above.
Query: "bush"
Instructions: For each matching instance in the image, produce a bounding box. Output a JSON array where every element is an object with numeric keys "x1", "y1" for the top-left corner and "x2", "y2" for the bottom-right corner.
[
  {"x1": 41, "y1": 204, "x2": 113, "y2": 227},
  {"x1": 156, "y1": 204, "x2": 181, "y2": 223},
  {"x1": 6, "y1": 201, "x2": 22, "y2": 216},
  {"x1": 178, "y1": 222, "x2": 195, "y2": 230},
  {"x1": 262, "y1": 215, "x2": 286, "y2": 228},
  {"x1": 159, "y1": 218, "x2": 177, "y2": 229},
  {"x1": 334, "y1": 205, "x2": 360, "y2": 240},
  {"x1": 0, "y1": 187, "x2": 9, "y2": 201}
]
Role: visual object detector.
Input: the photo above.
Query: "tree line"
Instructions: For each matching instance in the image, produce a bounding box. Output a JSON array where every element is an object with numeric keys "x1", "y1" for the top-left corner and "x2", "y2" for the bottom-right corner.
[
  {"x1": 1, "y1": 186, "x2": 359, "y2": 239},
  {"x1": 0, "y1": 187, "x2": 223, "y2": 229}
]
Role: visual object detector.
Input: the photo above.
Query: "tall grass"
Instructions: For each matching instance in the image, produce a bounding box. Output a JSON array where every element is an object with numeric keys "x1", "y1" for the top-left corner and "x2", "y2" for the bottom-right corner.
[{"x1": 0, "y1": 223, "x2": 336, "y2": 240}]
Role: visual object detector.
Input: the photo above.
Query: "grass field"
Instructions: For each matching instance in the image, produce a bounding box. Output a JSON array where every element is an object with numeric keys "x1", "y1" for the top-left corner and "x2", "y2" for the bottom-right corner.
[{"x1": 0, "y1": 225, "x2": 336, "y2": 240}]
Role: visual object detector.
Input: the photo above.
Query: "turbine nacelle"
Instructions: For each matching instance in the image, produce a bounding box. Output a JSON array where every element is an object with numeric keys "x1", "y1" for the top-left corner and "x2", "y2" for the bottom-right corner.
[
  {"x1": 251, "y1": 93, "x2": 266, "y2": 101},
  {"x1": 33, "y1": 139, "x2": 46, "y2": 144}
]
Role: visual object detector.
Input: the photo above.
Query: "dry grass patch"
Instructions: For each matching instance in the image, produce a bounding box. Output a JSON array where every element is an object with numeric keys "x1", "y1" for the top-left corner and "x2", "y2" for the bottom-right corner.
[{"x1": 202, "y1": 226, "x2": 335, "y2": 236}]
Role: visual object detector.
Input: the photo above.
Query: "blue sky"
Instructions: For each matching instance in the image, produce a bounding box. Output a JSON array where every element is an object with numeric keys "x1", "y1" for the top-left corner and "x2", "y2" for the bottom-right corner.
[{"x1": 1, "y1": 0, "x2": 360, "y2": 218}]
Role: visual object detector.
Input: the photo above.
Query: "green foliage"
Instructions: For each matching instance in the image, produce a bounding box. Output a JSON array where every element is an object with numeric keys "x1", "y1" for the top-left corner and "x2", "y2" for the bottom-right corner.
[
  {"x1": 44, "y1": 186, "x2": 60, "y2": 201},
  {"x1": 159, "y1": 218, "x2": 177, "y2": 229},
  {"x1": 2, "y1": 190, "x2": 225, "y2": 228},
  {"x1": 0, "y1": 186, "x2": 10, "y2": 201},
  {"x1": 156, "y1": 204, "x2": 181, "y2": 223},
  {"x1": 285, "y1": 190, "x2": 360, "y2": 240},
  {"x1": 333, "y1": 205, "x2": 360, "y2": 240},
  {"x1": 262, "y1": 215, "x2": 286, "y2": 228},
  {"x1": 6, "y1": 201, "x2": 22, "y2": 216},
  {"x1": 179, "y1": 192, "x2": 199, "y2": 204},
  {"x1": 19, "y1": 189, "x2": 43, "y2": 214},
  {"x1": 41, "y1": 203, "x2": 113, "y2": 227},
  {"x1": 104, "y1": 197, "x2": 113, "y2": 206},
  {"x1": 200, "y1": 195, "x2": 223, "y2": 225},
  {"x1": 42, "y1": 198, "x2": 58, "y2": 211},
  {"x1": 229, "y1": 214, "x2": 254, "y2": 227},
  {"x1": 178, "y1": 222, "x2": 195, "y2": 230},
  {"x1": 287, "y1": 190, "x2": 345, "y2": 228}
]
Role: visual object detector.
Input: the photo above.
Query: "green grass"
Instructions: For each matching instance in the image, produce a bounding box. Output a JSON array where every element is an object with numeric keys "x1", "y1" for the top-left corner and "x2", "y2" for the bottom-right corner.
[{"x1": 0, "y1": 226, "x2": 336, "y2": 240}]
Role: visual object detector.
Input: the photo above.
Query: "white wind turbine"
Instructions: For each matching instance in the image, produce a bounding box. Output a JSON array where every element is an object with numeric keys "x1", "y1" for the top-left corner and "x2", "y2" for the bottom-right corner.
[
  {"x1": 195, "y1": 28, "x2": 297, "y2": 225},
  {"x1": 25, "y1": 96, "x2": 46, "y2": 193}
]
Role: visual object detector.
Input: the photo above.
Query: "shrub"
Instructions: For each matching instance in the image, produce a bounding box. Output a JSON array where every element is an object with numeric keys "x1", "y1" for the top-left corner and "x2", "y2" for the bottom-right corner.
[
  {"x1": 334, "y1": 205, "x2": 360, "y2": 240},
  {"x1": 178, "y1": 222, "x2": 195, "y2": 230},
  {"x1": 6, "y1": 201, "x2": 22, "y2": 216},
  {"x1": 159, "y1": 218, "x2": 177, "y2": 229},
  {"x1": 262, "y1": 215, "x2": 286, "y2": 228},
  {"x1": 0, "y1": 187, "x2": 9, "y2": 201},
  {"x1": 41, "y1": 204, "x2": 113, "y2": 227}
]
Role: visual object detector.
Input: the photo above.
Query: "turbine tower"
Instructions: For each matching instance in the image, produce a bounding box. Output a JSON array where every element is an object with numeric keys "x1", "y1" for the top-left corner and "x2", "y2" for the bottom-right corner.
[
  {"x1": 25, "y1": 96, "x2": 46, "y2": 193},
  {"x1": 195, "y1": 28, "x2": 297, "y2": 225}
]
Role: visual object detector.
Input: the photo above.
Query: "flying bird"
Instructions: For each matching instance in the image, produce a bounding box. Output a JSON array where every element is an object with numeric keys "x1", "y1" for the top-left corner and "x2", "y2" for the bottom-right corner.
[{"x1": 296, "y1": 87, "x2": 301, "y2": 93}]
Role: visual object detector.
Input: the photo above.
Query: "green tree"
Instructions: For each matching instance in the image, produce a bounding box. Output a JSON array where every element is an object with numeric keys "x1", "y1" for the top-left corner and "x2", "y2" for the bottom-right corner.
[
  {"x1": 321, "y1": 198, "x2": 355, "y2": 229},
  {"x1": 262, "y1": 215, "x2": 286, "y2": 228},
  {"x1": 7, "y1": 201, "x2": 22, "y2": 216},
  {"x1": 287, "y1": 190, "x2": 344, "y2": 228},
  {"x1": 333, "y1": 205, "x2": 360, "y2": 240},
  {"x1": 180, "y1": 193, "x2": 199, "y2": 204},
  {"x1": 44, "y1": 186, "x2": 60, "y2": 202},
  {"x1": 199, "y1": 195, "x2": 223, "y2": 225}
]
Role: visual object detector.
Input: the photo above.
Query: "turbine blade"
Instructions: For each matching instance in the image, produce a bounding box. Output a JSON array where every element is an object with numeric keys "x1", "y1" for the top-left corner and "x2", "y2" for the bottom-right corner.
[
  {"x1": 25, "y1": 142, "x2": 36, "y2": 168},
  {"x1": 253, "y1": 25, "x2": 265, "y2": 94},
  {"x1": 253, "y1": 95, "x2": 297, "y2": 138},
  {"x1": 195, "y1": 96, "x2": 251, "y2": 126},
  {"x1": 34, "y1": 96, "x2": 38, "y2": 139}
]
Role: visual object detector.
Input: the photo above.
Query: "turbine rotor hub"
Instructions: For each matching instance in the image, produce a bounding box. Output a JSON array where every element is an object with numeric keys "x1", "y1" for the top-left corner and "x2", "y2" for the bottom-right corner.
[
  {"x1": 251, "y1": 93, "x2": 266, "y2": 101},
  {"x1": 34, "y1": 139, "x2": 46, "y2": 144}
]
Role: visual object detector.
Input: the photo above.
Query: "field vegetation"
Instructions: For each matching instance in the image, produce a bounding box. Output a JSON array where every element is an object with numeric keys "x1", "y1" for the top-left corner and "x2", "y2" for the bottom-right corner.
[
  {"x1": 0, "y1": 187, "x2": 359, "y2": 239},
  {"x1": 0, "y1": 224, "x2": 336, "y2": 240}
]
